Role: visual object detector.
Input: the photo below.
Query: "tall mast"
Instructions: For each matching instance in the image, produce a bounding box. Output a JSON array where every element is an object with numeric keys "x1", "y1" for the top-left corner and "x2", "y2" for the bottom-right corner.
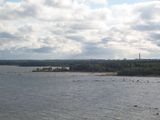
[{"x1": 139, "y1": 53, "x2": 141, "y2": 60}]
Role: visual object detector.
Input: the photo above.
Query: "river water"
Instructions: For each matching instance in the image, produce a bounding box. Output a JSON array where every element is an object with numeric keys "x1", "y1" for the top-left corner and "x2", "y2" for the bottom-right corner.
[{"x1": 0, "y1": 66, "x2": 160, "y2": 120}]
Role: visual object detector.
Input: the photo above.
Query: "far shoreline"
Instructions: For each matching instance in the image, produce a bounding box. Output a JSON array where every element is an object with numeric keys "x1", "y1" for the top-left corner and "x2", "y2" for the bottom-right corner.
[{"x1": 0, "y1": 65, "x2": 160, "y2": 77}]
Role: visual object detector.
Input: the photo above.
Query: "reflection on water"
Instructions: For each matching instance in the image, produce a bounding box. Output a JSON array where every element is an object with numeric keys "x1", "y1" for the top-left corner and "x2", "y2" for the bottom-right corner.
[{"x1": 0, "y1": 66, "x2": 160, "y2": 120}]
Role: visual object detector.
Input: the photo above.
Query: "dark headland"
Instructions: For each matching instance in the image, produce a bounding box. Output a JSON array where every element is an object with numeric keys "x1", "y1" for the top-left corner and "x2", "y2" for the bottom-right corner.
[{"x1": 0, "y1": 59, "x2": 160, "y2": 76}]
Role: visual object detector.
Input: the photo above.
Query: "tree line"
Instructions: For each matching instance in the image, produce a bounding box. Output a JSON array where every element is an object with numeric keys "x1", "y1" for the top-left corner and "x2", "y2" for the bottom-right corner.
[{"x1": 0, "y1": 59, "x2": 160, "y2": 76}]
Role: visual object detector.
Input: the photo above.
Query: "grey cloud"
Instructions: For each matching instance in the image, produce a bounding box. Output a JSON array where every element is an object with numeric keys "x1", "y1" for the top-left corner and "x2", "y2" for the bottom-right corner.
[
  {"x1": 150, "y1": 33, "x2": 160, "y2": 40},
  {"x1": 44, "y1": 0, "x2": 67, "y2": 8},
  {"x1": 101, "y1": 37, "x2": 110, "y2": 44},
  {"x1": 19, "y1": 4, "x2": 38, "y2": 17},
  {"x1": 70, "y1": 22, "x2": 95, "y2": 30},
  {"x1": 66, "y1": 35, "x2": 85, "y2": 42},
  {"x1": 0, "y1": 32, "x2": 18, "y2": 40},
  {"x1": 135, "y1": 1, "x2": 160, "y2": 20},
  {"x1": 72, "y1": 43, "x2": 120, "y2": 59},
  {"x1": 150, "y1": 33, "x2": 160, "y2": 46},
  {"x1": 31, "y1": 47, "x2": 54, "y2": 53},
  {"x1": 0, "y1": 2, "x2": 38, "y2": 20},
  {"x1": 84, "y1": 44, "x2": 106, "y2": 55},
  {"x1": 18, "y1": 25, "x2": 34, "y2": 33},
  {"x1": 139, "y1": 6, "x2": 156, "y2": 20},
  {"x1": 132, "y1": 23, "x2": 160, "y2": 31}
]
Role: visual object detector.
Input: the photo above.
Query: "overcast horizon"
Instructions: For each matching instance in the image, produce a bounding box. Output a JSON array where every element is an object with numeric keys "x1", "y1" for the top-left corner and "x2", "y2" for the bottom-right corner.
[{"x1": 0, "y1": 0, "x2": 160, "y2": 59}]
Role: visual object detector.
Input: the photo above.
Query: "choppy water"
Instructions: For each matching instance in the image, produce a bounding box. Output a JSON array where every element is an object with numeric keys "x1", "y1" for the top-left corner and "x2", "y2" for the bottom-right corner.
[{"x1": 0, "y1": 66, "x2": 160, "y2": 120}]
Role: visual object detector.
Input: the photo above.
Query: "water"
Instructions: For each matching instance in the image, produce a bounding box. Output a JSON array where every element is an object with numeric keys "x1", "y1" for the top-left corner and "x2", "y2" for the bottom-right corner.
[{"x1": 0, "y1": 66, "x2": 160, "y2": 120}]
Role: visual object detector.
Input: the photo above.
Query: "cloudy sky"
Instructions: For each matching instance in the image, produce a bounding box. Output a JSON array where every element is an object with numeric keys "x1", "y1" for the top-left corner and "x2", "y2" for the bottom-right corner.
[{"x1": 0, "y1": 0, "x2": 160, "y2": 59}]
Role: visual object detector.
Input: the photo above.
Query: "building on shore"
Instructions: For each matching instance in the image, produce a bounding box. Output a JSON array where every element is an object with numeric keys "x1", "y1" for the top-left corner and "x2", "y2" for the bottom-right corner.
[{"x1": 33, "y1": 66, "x2": 70, "y2": 72}]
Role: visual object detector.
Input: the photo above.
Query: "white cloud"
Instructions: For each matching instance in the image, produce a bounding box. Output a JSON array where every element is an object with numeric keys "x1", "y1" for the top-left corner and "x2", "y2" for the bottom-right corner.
[{"x1": 0, "y1": 0, "x2": 160, "y2": 59}]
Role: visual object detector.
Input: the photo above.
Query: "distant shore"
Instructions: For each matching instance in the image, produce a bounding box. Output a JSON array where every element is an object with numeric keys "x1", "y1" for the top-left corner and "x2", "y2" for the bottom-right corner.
[
  {"x1": 32, "y1": 67, "x2": 160, "y2": 77},
  {"x1": 0, "y1": 59, "x2": 160, "y2": 76},
  {"x1": 1, "y1": 65, "x2": 160, "y2": 77}
]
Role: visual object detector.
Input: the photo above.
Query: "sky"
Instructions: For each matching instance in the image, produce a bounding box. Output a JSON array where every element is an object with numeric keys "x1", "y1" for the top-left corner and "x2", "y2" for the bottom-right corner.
[{"x1": 0, "y1": 0, "x2": 160, "y2": 59}]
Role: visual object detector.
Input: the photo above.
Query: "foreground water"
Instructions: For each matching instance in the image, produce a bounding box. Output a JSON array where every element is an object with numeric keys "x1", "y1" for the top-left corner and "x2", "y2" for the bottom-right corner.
[{"x1": 0, "y1": 66, "x2": 160, "y2": 120}]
